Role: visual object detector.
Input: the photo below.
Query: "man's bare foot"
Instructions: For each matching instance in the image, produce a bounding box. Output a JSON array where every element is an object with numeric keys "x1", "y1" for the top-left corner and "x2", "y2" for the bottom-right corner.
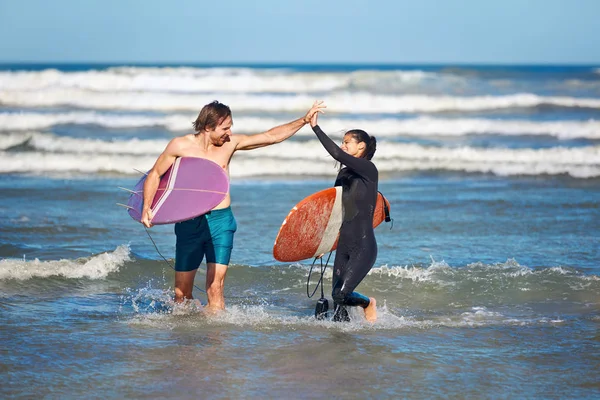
[
  {"x1": 193, "y1": 299, "x2": 203, "y2": 309},
  {"x1": 364, "y1": 297, "x2": 377, "y2": 323},
  {"x1": 171, "y1": 298, "x2": 204, "y2": 315},
  {"x1": 203, "y1": 305, "x2": 224, "y2": 316}
]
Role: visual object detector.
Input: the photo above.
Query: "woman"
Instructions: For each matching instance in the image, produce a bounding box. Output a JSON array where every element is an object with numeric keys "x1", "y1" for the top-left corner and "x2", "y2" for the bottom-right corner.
[{"x1": 309, "y1": 101, "x2": 378, "y2": 323}]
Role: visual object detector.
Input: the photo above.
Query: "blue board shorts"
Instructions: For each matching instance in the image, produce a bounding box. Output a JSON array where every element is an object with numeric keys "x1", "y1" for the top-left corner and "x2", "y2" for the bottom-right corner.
[{"x1": 174, "y1": 207, "x2": 237, "y2": 272}]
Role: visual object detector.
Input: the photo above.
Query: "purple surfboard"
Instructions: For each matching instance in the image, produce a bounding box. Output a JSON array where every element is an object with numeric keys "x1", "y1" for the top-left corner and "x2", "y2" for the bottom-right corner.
[{"x1": 126, "y1": 157, "x2": 229, "y2": 225}]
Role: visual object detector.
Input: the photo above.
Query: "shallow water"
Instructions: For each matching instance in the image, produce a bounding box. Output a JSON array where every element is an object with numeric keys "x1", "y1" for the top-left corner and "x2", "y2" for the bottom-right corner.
[{"x1": 1, "y1": 63, "x2": 600, "y2": 398}]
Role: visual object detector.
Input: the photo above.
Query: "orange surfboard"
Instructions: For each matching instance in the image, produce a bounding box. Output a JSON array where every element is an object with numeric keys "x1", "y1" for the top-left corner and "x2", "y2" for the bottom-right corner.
[{"x1": 273, "y1": 187, "x2": 391, "y2": 262}]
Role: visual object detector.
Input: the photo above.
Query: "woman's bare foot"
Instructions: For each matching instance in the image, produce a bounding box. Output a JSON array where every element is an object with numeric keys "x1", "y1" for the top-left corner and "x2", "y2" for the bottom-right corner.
[{"x1": 364, "y1": 297, "x2": 377, "y2": 323}]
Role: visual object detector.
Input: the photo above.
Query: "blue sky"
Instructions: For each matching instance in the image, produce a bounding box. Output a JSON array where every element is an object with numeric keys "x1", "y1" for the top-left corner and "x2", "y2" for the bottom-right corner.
[{"x1": 0, "y1": 0, "x2": 598, "y2": 64}]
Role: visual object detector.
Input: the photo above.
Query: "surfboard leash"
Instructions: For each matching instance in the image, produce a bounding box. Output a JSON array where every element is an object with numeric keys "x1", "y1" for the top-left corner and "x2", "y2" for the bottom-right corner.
[
  {"x1": 143, "y1": 226, "x2": 206, "y2": 294},
  {"x1": 306, "y1": 252, "x2": 331, "y2": 298},
  {"x1": 307, "y1": 252, "x2": 333, "y2": 320}
]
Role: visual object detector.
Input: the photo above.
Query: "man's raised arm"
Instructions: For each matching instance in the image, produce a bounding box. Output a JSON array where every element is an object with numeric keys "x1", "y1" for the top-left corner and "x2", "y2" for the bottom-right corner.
[{"x1": 235, "y1": 101, "x2": 326, "y2": 151}]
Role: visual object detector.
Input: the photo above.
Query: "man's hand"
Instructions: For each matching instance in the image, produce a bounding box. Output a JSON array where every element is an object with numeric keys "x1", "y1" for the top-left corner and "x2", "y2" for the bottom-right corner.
[
  {"x1": 141, "y1": 208, "x2": 154, "y2": 228},
  {"x1": 303, "y1": 100, "x2": 326, "y2": 127}
]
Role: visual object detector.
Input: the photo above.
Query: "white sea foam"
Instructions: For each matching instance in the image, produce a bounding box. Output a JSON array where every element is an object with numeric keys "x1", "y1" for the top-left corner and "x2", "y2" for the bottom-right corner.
[
  {"x1": 5, "y1": 132, "x2": 600, "y2": 166},
  {"x1": 125, "y1": 301, "x2": 559, "y2": 331},
  {"x1": 369, "y1": 261, "x2": 453, "y2": 283},
  {"x1": 436, "y1": 307, "x2": 530, "y2": 327},
  {"x1": 2, "y1": 112, "x2": 600, "y2": 139},
  {"x1": 2, "y1": 89, "x2": 600, "y2": 113},
  {"x1": 369, "y1": 259, "x2": 600, "y2": 286},
  {"x1": 0, "y1": 67, "x2": 435, "y2": 93},
  {"x1": 0, "y1": 245, "x2": 131, "y2": 280},
  {"x1": 0, "y1": 111, "x2": 178, "y2": 131},
  {"x1": 1, "y1": 139, "x2": 599, "y2": 178},
  {"x1": 0, "y1": 151, "x2": 160, "y2": 174},
  {"x1": 0, "y1": 131, "x2": 169, "y2": 154}
]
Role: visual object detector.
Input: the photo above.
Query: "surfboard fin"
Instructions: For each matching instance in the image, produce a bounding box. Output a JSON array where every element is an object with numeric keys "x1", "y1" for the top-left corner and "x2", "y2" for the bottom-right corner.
[
  {"x1": 118, "y1": 187, "x2": 142, "y2": 196},
  {"x1": 133, "y1": 168, "x2": 148, "y2": 176},
  {"x1": 116, "y1": 203, "x2": 135, "y2": 210}
]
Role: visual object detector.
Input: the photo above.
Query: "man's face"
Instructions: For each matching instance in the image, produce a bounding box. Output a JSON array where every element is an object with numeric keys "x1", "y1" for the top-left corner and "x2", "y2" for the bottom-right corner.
[{"x1": 209, "y1": 116, "x2": 233, "y2": 146}]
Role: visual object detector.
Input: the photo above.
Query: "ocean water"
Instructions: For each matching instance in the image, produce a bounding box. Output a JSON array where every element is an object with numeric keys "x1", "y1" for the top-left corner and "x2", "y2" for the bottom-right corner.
[{"x1": 1, "y1": 63, "x2": 599, "y2": 399}]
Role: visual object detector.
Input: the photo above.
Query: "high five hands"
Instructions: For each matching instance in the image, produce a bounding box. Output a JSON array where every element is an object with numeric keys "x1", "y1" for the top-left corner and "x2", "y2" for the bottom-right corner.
[{"x1": 303, "y1": 100, "x2": 326, "y2": 127}]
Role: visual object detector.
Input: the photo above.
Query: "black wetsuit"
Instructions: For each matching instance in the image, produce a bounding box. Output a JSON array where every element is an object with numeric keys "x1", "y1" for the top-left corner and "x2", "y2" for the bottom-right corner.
[{"x1": 312, "y1": 125, "x2": 378, "y2": 320}]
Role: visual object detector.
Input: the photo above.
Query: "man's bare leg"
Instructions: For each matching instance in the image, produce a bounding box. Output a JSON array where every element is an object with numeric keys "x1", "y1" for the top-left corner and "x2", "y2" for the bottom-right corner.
[
  {"x1": 174, "y1": 270, "x2": 198, "y2": 303},
  {"x1": 364, "y1": 297, "x2": 377, "y2": 323},
  {"x1": 205, "y1": 262, "x2": 228, "y2": 313}
]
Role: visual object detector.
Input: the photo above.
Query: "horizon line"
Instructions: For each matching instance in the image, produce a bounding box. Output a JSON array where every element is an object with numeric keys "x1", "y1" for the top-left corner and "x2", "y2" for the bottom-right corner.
[{"x1": 0, "y1": 60, "x2": 598, "y2": 67}]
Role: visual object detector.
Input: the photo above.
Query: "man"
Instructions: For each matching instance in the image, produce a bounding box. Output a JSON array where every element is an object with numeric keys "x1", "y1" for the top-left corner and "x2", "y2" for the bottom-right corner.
[{"x1": 142, "y1": 100, "x2": 325, "y2": 313}]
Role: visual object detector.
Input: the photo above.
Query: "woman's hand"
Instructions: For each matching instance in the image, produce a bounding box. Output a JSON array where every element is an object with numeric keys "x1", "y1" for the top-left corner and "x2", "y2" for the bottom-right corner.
[{"x1": 303, "y1": 100, "x2": 326, "y2": 127}]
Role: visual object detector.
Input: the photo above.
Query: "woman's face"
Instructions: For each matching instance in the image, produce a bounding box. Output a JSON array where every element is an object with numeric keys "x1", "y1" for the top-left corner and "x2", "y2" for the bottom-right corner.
[{"x1": 341, "y1": 133, "x2": 365, "y2": 158}]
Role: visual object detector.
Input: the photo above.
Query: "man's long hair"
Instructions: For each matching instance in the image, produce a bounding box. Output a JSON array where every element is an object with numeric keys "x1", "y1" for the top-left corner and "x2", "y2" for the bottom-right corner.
[{"x1": 193, "y1": 101, "x2": 232, "y2": 133}]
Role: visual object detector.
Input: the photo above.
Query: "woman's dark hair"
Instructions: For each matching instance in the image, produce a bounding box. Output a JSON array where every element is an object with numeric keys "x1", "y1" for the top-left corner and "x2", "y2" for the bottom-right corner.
[
  {"x1": 346, "y1": 129, "x2": 377, "y2": 160},
  {"x1": 192, "y1": 100, "x2": 232, "y2": 133}
]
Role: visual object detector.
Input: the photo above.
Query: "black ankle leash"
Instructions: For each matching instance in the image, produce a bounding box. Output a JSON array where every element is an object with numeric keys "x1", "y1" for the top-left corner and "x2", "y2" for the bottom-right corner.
[{"x1": 307, "y1": 252, "x2": 332, "y2": 320}]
